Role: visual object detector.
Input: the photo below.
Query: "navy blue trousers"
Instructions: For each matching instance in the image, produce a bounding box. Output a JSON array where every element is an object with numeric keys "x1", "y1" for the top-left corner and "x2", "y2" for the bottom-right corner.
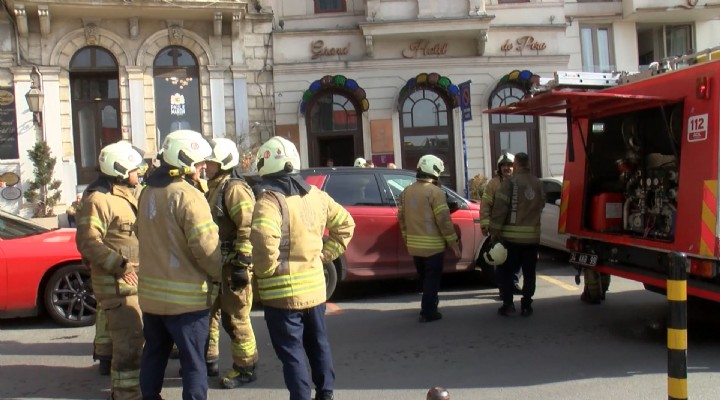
[
  {"x1": 140, "y1": 309, "x2": 210, "y2": 400},
  {"x1": 413, "y1": 252, "x2": 444, "y2": 315},
  {"x1": 500, "y1": 242, "x2": 539, "y2": 306},
  {"x1": 264, "y1": 304, "x2": 334, "y2": 400}
]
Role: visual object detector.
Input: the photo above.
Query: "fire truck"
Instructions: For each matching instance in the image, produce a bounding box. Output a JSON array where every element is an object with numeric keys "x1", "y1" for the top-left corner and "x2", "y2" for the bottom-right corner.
[{"x1": 486, "y1": 48, "x2": 720, "y2": 302}]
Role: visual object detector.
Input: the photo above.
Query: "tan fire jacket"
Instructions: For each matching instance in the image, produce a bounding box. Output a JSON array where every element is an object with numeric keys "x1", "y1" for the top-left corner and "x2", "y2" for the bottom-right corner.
[
  {"x1": 206, "y1": 174, "x2": 255, "y2": 257},
  {"x1": 250, "y1": 186, "x2": 355, "y2": 310},
  {"x1": 136, "y1": 177, "x2": 222, "y2": 315},
  {"x1": 480, "y1": 176, "x2": 504, "y2": 231},
  {"x1": 76, "y1": 184, "x2": 140, "y2": 301},
  {"x1": 398, "y1": 179, "x2": 459, "y2": 257},
  {"x1": 489, "y1": 168, "x2": 545, "y2": 244}
]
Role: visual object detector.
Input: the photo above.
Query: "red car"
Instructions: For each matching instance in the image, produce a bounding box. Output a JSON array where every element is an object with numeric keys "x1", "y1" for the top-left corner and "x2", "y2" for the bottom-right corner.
[
  {"x1": 0, "y1": 210, "x2": 95, "y2": 326},
  {"x1": 300, "y1": 167, "x2": 483, "y2": 297}
]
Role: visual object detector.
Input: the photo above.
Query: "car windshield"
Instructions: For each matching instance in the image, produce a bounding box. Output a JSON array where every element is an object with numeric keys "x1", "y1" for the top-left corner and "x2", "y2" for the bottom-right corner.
[{"x1": 0, "y1": 211, "x2": 49, "y2": 239}]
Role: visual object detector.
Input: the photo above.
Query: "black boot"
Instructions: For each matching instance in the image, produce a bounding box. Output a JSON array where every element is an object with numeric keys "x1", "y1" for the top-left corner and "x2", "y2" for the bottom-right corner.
[
  {"x1": 520, "y1": 298, "x2": 533, "y2": 317},
  {"x1": 497, "y1": 303, "x2": 515, "y2": 316},
  {"x1": 314, "y1": 391, "x2": 334, "y2": 400}
]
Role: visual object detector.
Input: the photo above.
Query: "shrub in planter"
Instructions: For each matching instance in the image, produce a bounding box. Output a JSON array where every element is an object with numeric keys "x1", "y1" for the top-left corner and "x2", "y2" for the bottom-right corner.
[{"x1": 23, "y1": 141, "x2": 62, "y2": 217}]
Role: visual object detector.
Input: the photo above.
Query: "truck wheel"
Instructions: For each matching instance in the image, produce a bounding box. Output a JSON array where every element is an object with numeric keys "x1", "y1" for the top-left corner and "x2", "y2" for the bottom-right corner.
[
  {"x1": 43, "y1": 264, "x2": 97, "y2": 327},
  {"x1": 324, "y1": 261, "x2": 338, "y2": 299}
]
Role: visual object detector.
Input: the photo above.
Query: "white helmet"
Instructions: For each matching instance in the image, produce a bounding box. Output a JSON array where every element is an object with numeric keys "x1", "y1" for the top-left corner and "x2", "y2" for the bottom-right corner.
[
  {"x1": 483, "y1": 240, "x2": 508, "y2": 266},
  {"x1": 98, "y1": 141, "x2": 146, "y2": 180},
  {"x1": 161, "y1": 130, "x2": 212, "y2": 173},
  {"x1": 256, "y1": 136, "x2": 301, "y2": 176},
  {"x1": 354, "y1": 157, "x2": 367, "y2": 168},
  {"x1": 417, "y1": 154, "x2": 444, "y2": 178},
  {"x1": 497, "y1": 152, "x2": 515, "y2": 167},
  {"x1": 207, "y1": 138, "x2": 240, "y2": 171}
]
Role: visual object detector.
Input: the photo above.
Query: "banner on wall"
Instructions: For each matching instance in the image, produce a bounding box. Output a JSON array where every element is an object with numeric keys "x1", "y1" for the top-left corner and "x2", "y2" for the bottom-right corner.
[{"x1": 0, "y1": 87, "x2": 19, "y2": 159}]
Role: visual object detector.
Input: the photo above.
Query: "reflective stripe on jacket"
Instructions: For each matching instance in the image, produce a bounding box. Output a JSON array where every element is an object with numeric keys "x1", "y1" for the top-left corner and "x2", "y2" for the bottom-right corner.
[
  {"x1": 250, "y1": 186, "x2": 355, "y2": 309},
  {"x1": 137, "y1": 178, "x2": 222, "y2": 315},
  {"x1": 75, "y1": 184, "x2": 139, "y2": 300},
  {"x1": 488, "y1": 168, "x2": 545, "y2": 244},
  {"x1": 398, "y1": 179, "x2": 459, "y2": 257}
]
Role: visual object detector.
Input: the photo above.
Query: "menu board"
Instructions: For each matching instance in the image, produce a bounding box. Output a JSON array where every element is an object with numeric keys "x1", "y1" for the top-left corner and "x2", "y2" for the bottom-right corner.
[{"x1": 0, "y1": 87, "x2": 19, "y2": 159}]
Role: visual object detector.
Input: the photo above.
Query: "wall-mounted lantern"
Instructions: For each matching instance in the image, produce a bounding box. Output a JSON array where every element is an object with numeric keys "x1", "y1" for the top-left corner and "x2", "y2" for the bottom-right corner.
[{"x1": 25, "y1": 66, "x2": 44, "y2": 127}]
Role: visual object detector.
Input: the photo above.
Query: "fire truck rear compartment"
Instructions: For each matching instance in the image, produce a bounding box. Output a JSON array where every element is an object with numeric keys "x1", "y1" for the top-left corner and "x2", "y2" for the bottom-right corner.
[{"x1": 584, "y1": 103, "x2": 683, "y2": 241}]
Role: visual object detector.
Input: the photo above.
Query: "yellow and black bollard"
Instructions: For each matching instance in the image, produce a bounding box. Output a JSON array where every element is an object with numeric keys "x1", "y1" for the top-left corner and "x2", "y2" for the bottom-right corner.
[{"x1": 667, "y1": 252, "x2": 688, "y2": 400}]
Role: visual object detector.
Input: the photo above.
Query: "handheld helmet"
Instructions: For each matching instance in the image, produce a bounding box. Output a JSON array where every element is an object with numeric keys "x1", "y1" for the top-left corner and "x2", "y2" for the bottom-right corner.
[
  {"x1": 497, "y1": 151, "x2": 515, "y2": 167},
  {"x1": 426, "y1": 386, "x2": 450, "y2": 400},
  {"x1": 98, "y1": 141, "x2": 146, "y2": 180},
  {"x1": 206, "y1": 138, "x2": 240, "y2": 171},
  {"x1": 417, "y1": 154, "x2": 445, "y2": 178},
  {"x1": 161, "y1": 130, "x2": 212, "y2": 172},
  {"x1": 255, "y1": 136, "x2": 301, "y2": 176},
  {"x1": 483, "y1": 239, "x2": 508, "y2": 266},
  {"x1": 354, "y1": 157, "x2": 367, "y2": 168}
]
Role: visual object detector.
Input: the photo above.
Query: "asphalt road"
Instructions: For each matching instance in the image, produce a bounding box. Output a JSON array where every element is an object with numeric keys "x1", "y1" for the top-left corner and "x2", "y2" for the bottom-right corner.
[{"x1": 2, "y1": 253, "x2": 720, "y2": 400}]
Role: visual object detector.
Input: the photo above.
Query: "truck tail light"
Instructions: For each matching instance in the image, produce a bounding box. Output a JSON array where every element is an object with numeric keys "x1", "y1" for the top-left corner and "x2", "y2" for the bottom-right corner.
[
  {"x1": 689, "y1": 259, "x2": 717, "y2": 278},
  {"x1": 566, "y1": 237, "x2": 583, "y2": 252},
  {"x1": 696, "y1": 76, "x2": 711, "y2": 99}
]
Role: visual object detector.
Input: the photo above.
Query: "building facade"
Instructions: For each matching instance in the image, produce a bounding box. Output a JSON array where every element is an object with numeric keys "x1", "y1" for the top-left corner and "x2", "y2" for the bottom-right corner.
[
  {"x1": 2, "y1": 0, "x2": 720, "y2": 214},
  {"x1": 0, "y1": 0, "x2": 272, "y2": 215}
]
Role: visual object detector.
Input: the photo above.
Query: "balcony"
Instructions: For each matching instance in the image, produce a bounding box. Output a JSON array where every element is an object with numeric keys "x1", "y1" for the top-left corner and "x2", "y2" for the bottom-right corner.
[{"x1": 623, "y1": 0, "x2": 720, "y2": 23}]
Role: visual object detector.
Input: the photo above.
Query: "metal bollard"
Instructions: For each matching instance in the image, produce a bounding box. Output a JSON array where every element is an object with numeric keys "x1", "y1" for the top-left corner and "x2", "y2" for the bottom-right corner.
[{"x1": 667, "y1": 252, "x2": 688, "y2": 400}]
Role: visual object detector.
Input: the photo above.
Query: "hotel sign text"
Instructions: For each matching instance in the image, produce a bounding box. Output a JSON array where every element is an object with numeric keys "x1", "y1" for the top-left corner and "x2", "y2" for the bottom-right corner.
[{"x1": 501, "y1": 36, "x2": 547, "y2": 52}]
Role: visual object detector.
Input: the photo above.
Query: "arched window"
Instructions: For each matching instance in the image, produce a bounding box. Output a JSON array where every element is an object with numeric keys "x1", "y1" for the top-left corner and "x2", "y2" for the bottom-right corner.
[
  {"x1": 488, "y1": 84, "x2": 541, "y2": 176},
  {"x1": 309, "y1": 92, "x2": 358, "y2": 133},
  {"x1": 70, "y1": 46, "x2": 121, "y2": 184},
  {"x1": 400, "y1": 88, "x2": 454, "y2": 188},
  {"x1": 153, "y1": 46, "x2": 201, "y2": 146}
]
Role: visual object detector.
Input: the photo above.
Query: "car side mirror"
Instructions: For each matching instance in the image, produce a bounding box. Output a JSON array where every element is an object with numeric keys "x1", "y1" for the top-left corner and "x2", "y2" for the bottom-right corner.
[
  {"x1": 554, "y1": 199, "x2": 561, "y2": 206},
  {"x1": 448, "y1": 200, "x2": 460, "y2": 213}
]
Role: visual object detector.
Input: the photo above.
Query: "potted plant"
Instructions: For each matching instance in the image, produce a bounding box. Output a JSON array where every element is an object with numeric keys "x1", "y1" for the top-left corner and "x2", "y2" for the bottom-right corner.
[{"x1": 23, "y1": 141, "x2": 62, "y2": 217}]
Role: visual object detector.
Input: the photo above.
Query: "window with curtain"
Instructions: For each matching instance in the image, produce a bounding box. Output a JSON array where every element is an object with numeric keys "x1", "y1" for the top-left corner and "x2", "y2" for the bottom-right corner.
[
  {"x1": 153, "y1": 46, "x2": 201, "y2": 147},
  {"x1": 580, "y1": 25, "x2": 615, "y2": 73}
]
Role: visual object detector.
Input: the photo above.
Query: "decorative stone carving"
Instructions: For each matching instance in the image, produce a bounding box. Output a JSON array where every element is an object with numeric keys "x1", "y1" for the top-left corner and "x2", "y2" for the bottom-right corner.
[
  {"x1": 168, "y1": 25, "x2": 184, "y2": 45},
  {"x1": 14, "y1": 6, "x2": 28, "y2": 37},
  {"x1": 477, "y1": 30, "x2": 488, "y2": 56},
  {"x1": 129, "y1": 18, "x2": 139, "y2": 39},
  {"x1": 38, "y1": 6, "x2": 51, "y2": 37},
  {"x1": 365, "y1": 35, "x2": 374, "y2": 58},
  {"x1": 85, "y1": 23, "x2": 99, "y2": 46},
  {"x1": 214, "y1": 13, "x2": 223, "y2": 37}
]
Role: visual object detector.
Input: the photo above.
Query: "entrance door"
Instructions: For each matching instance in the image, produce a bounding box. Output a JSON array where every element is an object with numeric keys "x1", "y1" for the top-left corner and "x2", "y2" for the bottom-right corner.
[
  {"x1": 307, "y1": 91, "x2": 363, "y2": 167},
  {"x1": 72, "y1": 99, "x2": 121, "y2": 184},
  {"x1": 69, "y1": 47, "x2": 120, "y2": 185}
]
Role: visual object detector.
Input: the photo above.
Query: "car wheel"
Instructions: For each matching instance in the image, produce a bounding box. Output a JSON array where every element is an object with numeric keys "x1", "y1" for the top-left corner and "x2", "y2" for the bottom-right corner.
[
  {"x1": 43, "y1": 264, "x2": 97, "y2": 327},
  {"x1": 324, "y1": 261, "x2": 338, "y2": 299}
]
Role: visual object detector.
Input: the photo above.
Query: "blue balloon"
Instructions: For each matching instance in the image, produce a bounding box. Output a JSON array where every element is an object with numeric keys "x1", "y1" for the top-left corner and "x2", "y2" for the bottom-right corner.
[
  {"x1": 309, "y1": 80, "x2": 322, "y2": 92},
  {"x1": 448, "y1": 85, "x2": 459, "y2": 96},
  {"x1": 346, "y1": 79, "x2": 358, "y2": 90},
  {"x1": 519, "y1": 70, "x2": 533, "y2": 80}
]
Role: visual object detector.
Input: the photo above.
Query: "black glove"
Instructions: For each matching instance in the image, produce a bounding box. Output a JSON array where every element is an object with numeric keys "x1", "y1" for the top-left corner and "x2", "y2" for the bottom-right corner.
[{"x1": 229, "y1": 255, "x2": 251, "y2": 291}]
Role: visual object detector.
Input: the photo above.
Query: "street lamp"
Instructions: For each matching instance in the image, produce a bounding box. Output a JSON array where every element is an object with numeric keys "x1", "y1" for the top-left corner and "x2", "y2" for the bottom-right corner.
[{"x1": 25, "y1": 66, "x2": 44, "y2": 128}]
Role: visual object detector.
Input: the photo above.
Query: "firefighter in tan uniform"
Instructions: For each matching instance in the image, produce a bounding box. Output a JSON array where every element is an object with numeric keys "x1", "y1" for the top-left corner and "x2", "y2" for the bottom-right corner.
[
  {"x1": 203, "y1": 137, "x2": 259, "y2": 388},
  {"x1": 398, "y1": 154, "x2": 461, "y2": 323},
  {"x1": 480, "y1": 152, "x2": 522, "y2": 296},
  {"x1": 136, "y1": 130, "x2": 221, "y2": 400},
  {"x1": 76, "y1": 141, "x2": 146, "y2": 400},
  {"x1": 489, "y1": 152, "x2": 545, "y2": 316},
  {"x1": 250, "y1": 136, "x2": 355, "y2": 400}
]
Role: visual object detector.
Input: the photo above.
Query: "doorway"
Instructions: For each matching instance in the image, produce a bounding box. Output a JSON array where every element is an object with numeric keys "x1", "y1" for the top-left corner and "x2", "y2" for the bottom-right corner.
[{"x1": 317, "y1": 136, "x2": 354, "y2": 167}]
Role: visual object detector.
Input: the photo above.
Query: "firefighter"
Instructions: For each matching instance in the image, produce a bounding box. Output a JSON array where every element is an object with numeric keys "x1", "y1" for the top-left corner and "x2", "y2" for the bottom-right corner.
[
  {"x1": 398, "y1": 154, "x2": 461, "y2": 323},
  {"x1": 136, "y1": 130, "x2": 221, "y2": 400},
  {"x1": 75, "y1": 141, "x2": 146, "y2": 400},
  {"x1": 489, "y1": 152, "x2": 545, "y2": 317},
  {"x1": 480, "y1": 152, "x2": 522, "y2": 296},
  {"x1": 203, "y1": 137, "x2": 259, "y2": 388},
  {"x1": 250, "y1": 136, "x2": 355, "y2": 400},
  {"x1": 354, "y1": 157, "x2": 367, "y2": 167},
  {"x1": 581, "y1": 268, "x2": 611, "y2": 304}
]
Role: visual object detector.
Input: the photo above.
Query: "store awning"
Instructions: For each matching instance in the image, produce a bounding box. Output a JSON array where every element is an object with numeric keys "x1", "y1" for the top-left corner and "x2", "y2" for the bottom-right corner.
[{"x1": 484, "y1": 90, "x2": 684, "y2": 119}]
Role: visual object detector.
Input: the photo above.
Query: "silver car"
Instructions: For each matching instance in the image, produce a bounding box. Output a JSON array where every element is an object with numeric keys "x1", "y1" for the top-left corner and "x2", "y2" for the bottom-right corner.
[{"x1": 540, "y1": 176, "x2": 569, "y2": 252}]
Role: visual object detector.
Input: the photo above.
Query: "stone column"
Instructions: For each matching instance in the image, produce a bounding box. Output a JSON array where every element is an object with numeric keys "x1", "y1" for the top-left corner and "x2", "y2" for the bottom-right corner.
[
  {"x1": 125, "y1": 66, "x2": 147, "y2": 150},
  {"x1": 231, "y1": 67, "x2": 250, "y2": 148},
  {"x1": 208, "y1": 66, "x2": 227, "y2": 138}
]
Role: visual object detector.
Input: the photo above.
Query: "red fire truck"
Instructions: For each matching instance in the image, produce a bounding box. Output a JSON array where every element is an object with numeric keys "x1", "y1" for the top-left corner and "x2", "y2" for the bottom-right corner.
[{"x1": 486, "y1": 49, "x2": 720, "y2": 302}]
